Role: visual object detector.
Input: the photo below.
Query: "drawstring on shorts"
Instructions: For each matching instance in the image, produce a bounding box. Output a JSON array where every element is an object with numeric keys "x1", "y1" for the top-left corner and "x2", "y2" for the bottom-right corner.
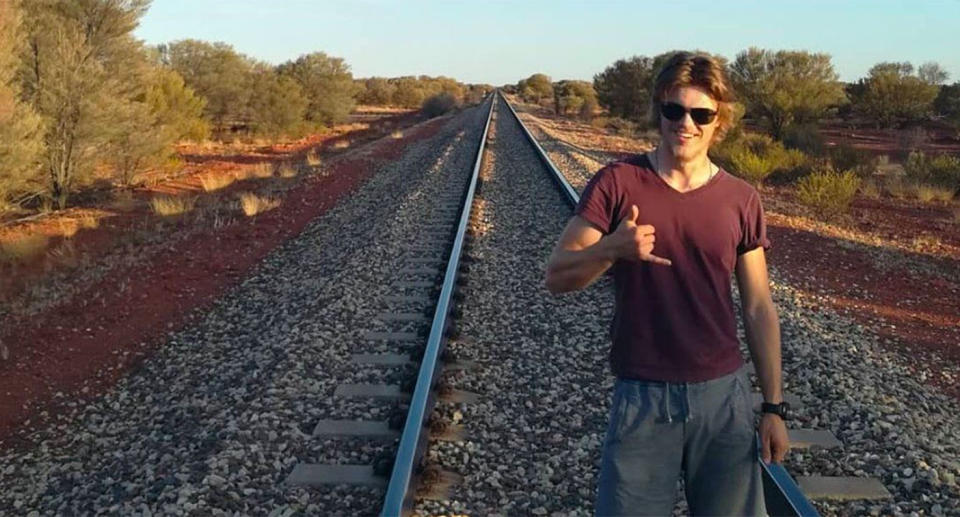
[{"x1": 661, "y1": 383, "x2": 693, "y2": 424}]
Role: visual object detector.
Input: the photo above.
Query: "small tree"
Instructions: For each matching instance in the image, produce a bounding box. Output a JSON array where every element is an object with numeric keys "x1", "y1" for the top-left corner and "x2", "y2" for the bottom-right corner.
[
  {"x1": 553, "y1": 80, "x2": 596, "y2": 117},
  {"x1": 21, "y1": 0, "x2": 153, "y2": 208},
  {"x1": 853, "y1": 62, "x2": 939, "y2": 128},
  {"x1": 357, "y1": 77, "x2": 396, "y2": 105},
  {"x1": 517, "y1": 73, "x2": 552, "y2": 104},
  {"x1": 934, "y1": 82, "x2": 960, "y2": 135},
  {"x1": 144, "y1": 66, "x2": 209, "y2": 142},
  {"x1": 247, "y1": 67, "x2": 308, "y2": 137},
  {"x1": 0, "y1": 0, "x2": 44, "y2": 209},
  {"x1": 107, "y1": 59, "x2": 210, "y2": 186},
  {"x1": 160, "y1": 39, "x2": 252, "y2": 135},
  {"x1": 277, "y1": 52, "x2": 357, "y2": 126},
  {"x1": 918, "y1": 62, "x2": 949, "y2": 86},
  {"x1": 729, "y1": 48, "x2": 847, "y2": 140},
  {"x1": 391, "y1": 76, "x2": 426, "y2": 108},
  {"x1": 421, "y1": 92, "x2": 457, "y2": 118},
  {"x1": 593, "y1": 56, "x2": 655, "y2": 122}
]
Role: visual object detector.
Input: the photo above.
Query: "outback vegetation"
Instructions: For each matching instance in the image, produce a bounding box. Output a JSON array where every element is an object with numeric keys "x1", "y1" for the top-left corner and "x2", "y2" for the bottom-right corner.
[
  {"x1": 0, "y1": 0, "x2": 490, "y2": 217},
  {"x1": 509, "y1": 48, "x2": 960, "y2": 218}
]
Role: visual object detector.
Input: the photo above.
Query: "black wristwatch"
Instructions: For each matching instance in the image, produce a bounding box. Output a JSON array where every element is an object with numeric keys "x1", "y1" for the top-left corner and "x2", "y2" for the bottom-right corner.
[{"x1": 761, "y1": 401, "x2": 791, "y2": 420}]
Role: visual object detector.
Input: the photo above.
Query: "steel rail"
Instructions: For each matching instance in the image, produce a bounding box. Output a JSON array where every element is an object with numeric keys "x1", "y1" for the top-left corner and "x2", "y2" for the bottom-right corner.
[
  {"x1": 499, "y1": 91, "x2": 819, "y2": 517},
  {"x1": 380, "y1": 94, "x2": 496, "y2": 516}
]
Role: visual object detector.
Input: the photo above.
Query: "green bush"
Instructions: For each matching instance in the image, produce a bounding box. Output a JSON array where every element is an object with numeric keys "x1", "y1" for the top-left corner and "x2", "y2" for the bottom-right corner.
[
  {"x1": 421, "y1": 93, "x2": 457, "y2": 118},
  {"x1": 828, "y1": 143, "x2": 878, "y2": 179},
  {"x1": 711, "y1": 132, "x2": 806, "y2": 186},
  {"x1": 904, "y1": 151, "x2": 960, "y2": 190},
  {"x1": 782, "y1": 124, "x2": 825, "y2": 156},
  {"x1": 796, "y1": 166, "x2": 861, "y2": 217},
  {"x1": 590, "y1": 117, "x2": 638, "y2": 136}
]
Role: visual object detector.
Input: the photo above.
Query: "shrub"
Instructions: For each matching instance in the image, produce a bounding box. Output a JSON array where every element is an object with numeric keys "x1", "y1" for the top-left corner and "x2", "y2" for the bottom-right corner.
[
  {"x1": 782, "y1": 124, "x2": 825, "y2": 156},
  {"x1": 904, "y1": 151, "x2": 960, "y2": 190},
  {"x1": 711, "y1": 132, "x2": 806, "y2": 186},
  {"x1": 828, "y1": 143, "x2": 878, "y2": 179},
  {"x1": 590, "y1": 117, "x2": 638, "y2": 136},
  {"x1": 909, "y1": 181, "x2": 954, "y2": 203},
  {"x1": 884, "y1": 176, "x2": 909, "y2": 199},
  {"x1": 421, "y1": 93, "x2": 458, "y2": 118},
  {"x1": 796, "y1": 166, "x2": 861, "y2": 217}
]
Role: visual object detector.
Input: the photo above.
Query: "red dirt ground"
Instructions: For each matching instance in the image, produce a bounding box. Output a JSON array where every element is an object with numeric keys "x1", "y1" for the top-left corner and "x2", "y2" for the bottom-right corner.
[
  {"x1": 0, "y1": 113, "x2": 449, "y2": 448},
  {"x1": 760, "y1": 187, "x2": 960, "y2": 400}
]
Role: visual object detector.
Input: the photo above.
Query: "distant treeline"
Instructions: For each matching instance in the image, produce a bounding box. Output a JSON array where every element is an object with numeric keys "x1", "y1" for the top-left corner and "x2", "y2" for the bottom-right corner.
[
  {"x1": 0, "y1": 0, "x2": 490, "y2": 212},
  {"x1": 508, "y1": 49, "x2": 960, "y2": 138}
]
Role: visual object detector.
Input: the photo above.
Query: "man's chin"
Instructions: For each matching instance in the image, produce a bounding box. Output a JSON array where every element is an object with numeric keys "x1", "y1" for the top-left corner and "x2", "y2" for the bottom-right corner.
[{"x1": 666, "y1": 143, "x2": 702, "y2": 161}]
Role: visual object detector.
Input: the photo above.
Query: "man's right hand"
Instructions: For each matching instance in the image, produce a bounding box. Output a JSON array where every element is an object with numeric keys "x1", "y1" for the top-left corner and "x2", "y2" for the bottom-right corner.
[{"x1": 607, "y1": 204, "x2": 672, "y2": 266}]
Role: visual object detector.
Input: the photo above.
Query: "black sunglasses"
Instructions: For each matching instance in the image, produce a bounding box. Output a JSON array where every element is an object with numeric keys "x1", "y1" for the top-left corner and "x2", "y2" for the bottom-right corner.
[{"x1": 660, "y1": 102, "x2": 717, "y2": 125}]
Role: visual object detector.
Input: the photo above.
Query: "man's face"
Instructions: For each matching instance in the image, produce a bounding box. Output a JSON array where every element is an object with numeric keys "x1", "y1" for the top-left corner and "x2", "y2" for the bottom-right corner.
[{"x1": 659, "y1": 86, "x2": 719, "y2": 163}]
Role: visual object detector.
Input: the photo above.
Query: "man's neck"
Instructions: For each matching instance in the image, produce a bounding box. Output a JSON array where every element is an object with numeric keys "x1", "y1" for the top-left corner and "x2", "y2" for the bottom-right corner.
[{"x1": 654, "y1": 146, "x2": 714, "y2": 188}]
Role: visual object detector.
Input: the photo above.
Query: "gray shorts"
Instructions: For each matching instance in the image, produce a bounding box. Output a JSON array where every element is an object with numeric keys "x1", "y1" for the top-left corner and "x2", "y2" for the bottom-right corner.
[{"x1": 595, "y1": 365, "x2": 765, "y2": 516}]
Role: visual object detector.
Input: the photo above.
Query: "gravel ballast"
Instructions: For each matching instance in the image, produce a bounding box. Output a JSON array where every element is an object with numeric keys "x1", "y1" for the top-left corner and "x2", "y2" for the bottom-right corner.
[{"x1": 0, "y1": 102, "x2": 489, "y2": 516}]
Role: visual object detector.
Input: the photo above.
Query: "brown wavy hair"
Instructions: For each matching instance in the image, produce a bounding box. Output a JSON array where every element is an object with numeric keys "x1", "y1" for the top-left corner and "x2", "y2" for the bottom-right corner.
[{"x1": 650, "y1": 51, "x2": 737, "y2": 141}]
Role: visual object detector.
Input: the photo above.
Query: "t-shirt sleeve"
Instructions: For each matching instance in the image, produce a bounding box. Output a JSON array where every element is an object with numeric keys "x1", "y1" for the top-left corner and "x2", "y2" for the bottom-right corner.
[
  {"x1": 736, "y1": 190, "x2": 772, "y2": 255},
  {"x1": 574, "y1": 167, "x2": 618, "y2": 234}
]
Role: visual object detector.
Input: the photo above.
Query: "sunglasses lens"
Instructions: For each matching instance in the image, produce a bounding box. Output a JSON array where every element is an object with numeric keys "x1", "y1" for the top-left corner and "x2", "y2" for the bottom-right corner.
[
  {"x1": 660, "y1": 103, "x2": 685, "y2": 121},
  {"x1": 691, "y1": 109, "x2": 717, "y2": 125}
]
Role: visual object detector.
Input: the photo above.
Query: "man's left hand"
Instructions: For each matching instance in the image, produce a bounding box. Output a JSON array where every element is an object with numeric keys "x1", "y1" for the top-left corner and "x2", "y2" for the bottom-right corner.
[{"x1": 759, "y1": 413, "x2": 789, "y2": 464}]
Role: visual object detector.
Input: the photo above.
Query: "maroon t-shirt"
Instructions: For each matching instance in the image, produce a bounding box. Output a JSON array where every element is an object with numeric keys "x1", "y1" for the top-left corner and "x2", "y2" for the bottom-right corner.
[{"x1": 575, "y1": 154, "x2": 771, "y2": 382}]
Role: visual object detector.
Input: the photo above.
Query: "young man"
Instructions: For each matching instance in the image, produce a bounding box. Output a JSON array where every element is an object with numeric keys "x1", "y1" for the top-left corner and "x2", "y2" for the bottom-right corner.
[{"x1": 545, "y1": 52, "x2": 789, "y2": 516}]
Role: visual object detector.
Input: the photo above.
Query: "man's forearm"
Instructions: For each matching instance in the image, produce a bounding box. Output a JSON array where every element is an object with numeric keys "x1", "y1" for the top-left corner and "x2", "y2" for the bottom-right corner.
[
  {"x1": 545, "y1": 239, "x2": 615, "y2": 294},
  {"x1": 744, "y1": 303, "x2": 783, "y2": 404}
]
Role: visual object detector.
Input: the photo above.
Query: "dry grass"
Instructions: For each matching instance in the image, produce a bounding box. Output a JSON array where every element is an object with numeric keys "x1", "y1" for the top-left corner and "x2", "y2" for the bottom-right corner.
[
  {"x1": 239, "y1": 192, "x2": 280, "y2": 217},
  {"x1": 912, "y1": 234, "x2": 941, "y2": 250},
  {"x1": 58, "y1": 220, "x2": 80, "y2": 238},
  {"x1": 333, "y1": 139, "x2": 351, "y2": 149},
  {"x1": 278, "y1": 164, "x2": 298, "y2": 178},
  {"x1": 953, "y1": 205, "x2": 960, "y2": 224},
  {"x1": 859, "y1": 178, "x2": 882, "y2": 199},
  {"x1": 199, "y1": 172, "x2": 235, "y2": 192},
  {"x1": 1, "y1": 234, "x2": 50, "y2": 264},
  {"x1": 917, "y1": 183, "x2": 954, "y2": 203},
  {"x1": 57, "y1": 214, "x2": 98, "y2": 239},
  {"x1": 391, "y1": 130, "x2": 404, "y2": 139},
  {"x1": 249, "y1": 162, "x2": 274, "y2": 179},
  {"x1": 306, "y1": 149, "x2": 322, "y2": 166},
  {"x1": 150, "y1": 195, "x2": 197, "y2": 217}
]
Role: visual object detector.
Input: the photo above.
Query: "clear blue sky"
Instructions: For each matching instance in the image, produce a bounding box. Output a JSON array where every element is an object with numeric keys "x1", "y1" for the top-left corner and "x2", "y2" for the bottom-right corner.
[{"x1": 134, "y1": 1, "x2": 960, "y2": 86}]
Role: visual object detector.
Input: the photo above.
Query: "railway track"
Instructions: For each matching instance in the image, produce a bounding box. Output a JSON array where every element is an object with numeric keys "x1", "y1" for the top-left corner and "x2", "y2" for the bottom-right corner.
[
  {"x1": 299, "y1": 90, "x2": 833, "y2": 514},
  {"x1": 2, "y1": 91, "x2": 956, "y2": 517}
]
